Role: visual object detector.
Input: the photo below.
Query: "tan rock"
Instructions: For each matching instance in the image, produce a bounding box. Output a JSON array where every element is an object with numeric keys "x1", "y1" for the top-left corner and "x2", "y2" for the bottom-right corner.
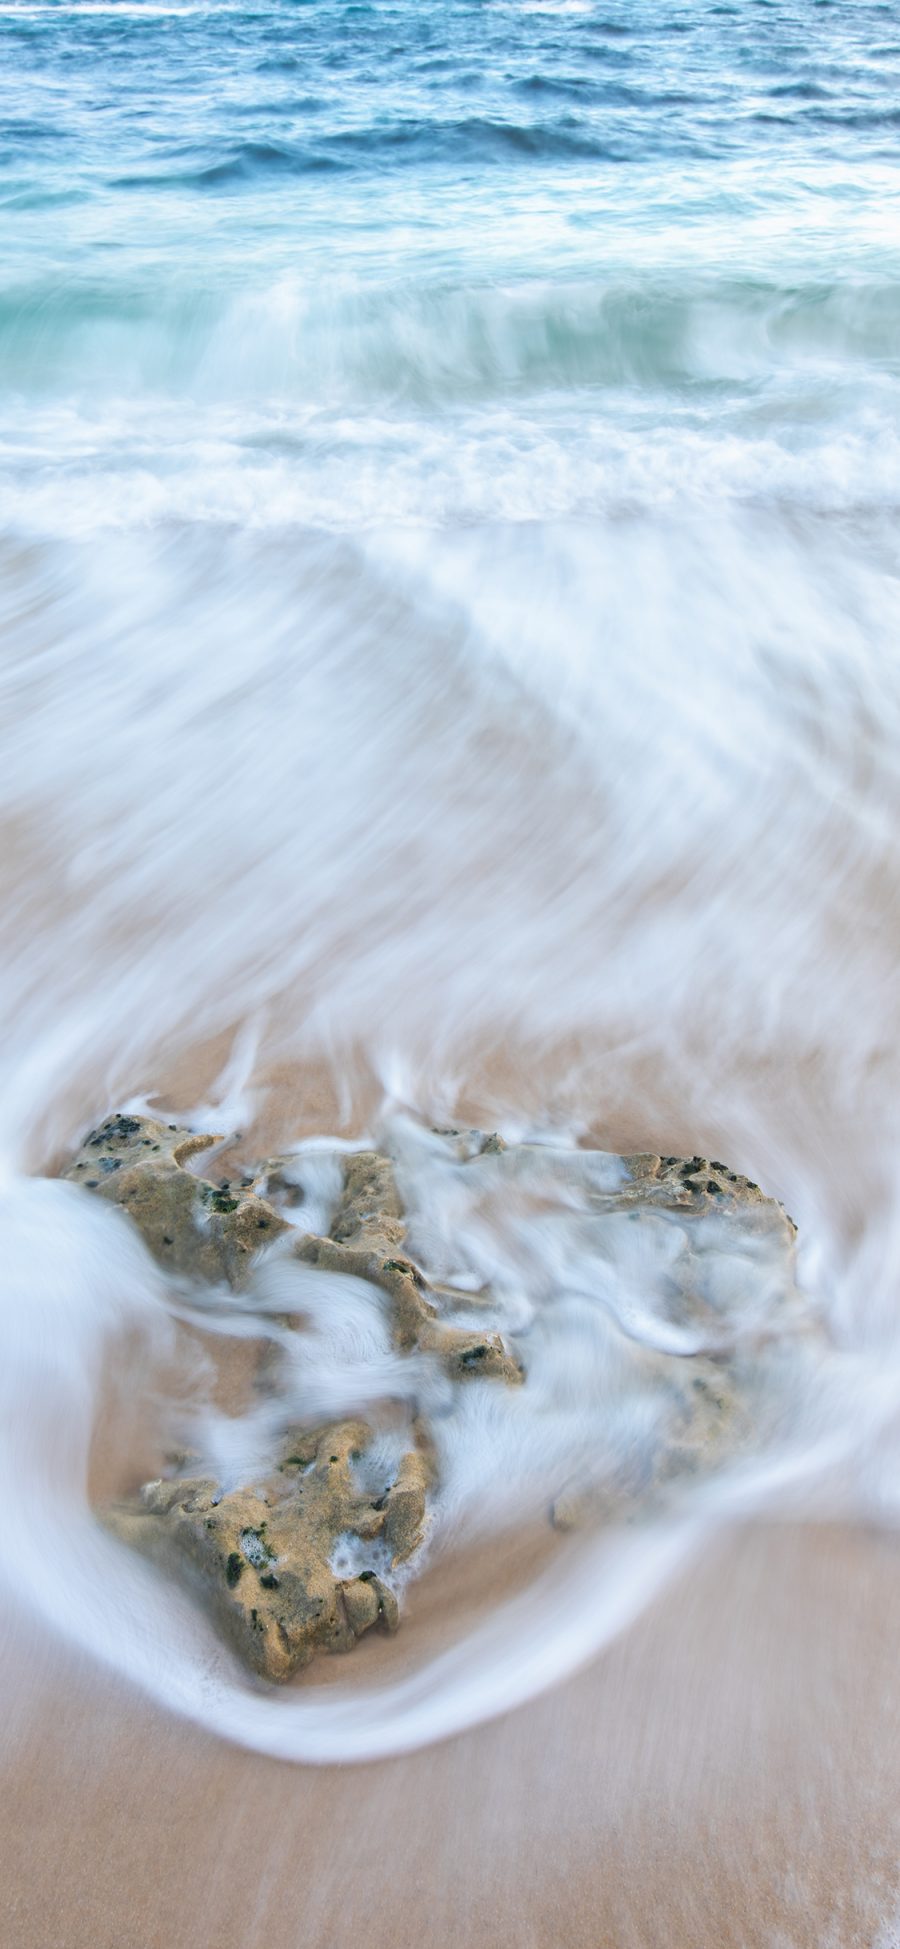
[
  {"x1": 62, "y1": 1112, "x2": 288, "y2": 1286},
  {"x1": 107, "y1": 1418, "x2": 413, "y2": 1682},
  {"x1": 621, "y1": 1151, "x2": 794, "y2": 1232},
  {"x1": 293, "y1": 1153, "x2": 525, "y2": 1383},
  {"x1": 546, "y1": 1157, "x2": 795, "y2": 1533}
]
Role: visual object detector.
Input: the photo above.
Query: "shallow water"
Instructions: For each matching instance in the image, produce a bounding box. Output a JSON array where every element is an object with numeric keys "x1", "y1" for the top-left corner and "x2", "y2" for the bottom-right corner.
[{"x1": 2, "y1": 0, "x2": 900, "y2": 1803}]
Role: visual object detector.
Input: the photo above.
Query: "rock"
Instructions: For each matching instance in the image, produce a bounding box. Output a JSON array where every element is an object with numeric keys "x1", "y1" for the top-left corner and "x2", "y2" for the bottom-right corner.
[
  {"x1": 548, "y1": 1365, "x2": 747, "y2": 1534},
  {"x1": 621, "y1": 1151, "x2": 794, "y2": 1230},
  {"x1": 381, "y1": 1447, "x2": 430, "y2": 1562},
  {"x1": 293, "y1": 1148, "x2": 524, "y2": 1383},
  {"x1": 65, "y1": 1114, "x2": 525, "y2": 1380},
  {"x1": 62, "y1": 1112, "x2": 288, "y2": 1287},
  {"x1": 331, "y1": 1149, "x2": 405, "y2": 1248},
  {"x1": 545, "y1": 1155, "x2": 795, "y2": 1533},
  {"x1": 108, "y1": 1417, "x2": 411, "y2": 1682},
  {"x1": 431, "y1": 1126, "x2": 507, "y2": 1159}
]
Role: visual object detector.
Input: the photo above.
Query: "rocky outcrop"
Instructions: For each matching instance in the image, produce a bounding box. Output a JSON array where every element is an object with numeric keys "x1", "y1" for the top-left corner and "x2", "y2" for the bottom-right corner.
[
  {"x1": 65, "y1": 1115, "x2": 795, "y2": 1682},
  {"x1": 62, "y1": 1111, "x2": 289, "y2": 1286},
  {"x1": 547, "y1": 1150, "x2": 796, "y2": 1531}
]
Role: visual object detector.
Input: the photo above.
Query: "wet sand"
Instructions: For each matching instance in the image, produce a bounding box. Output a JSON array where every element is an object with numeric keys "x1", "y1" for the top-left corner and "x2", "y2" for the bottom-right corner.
[{"x1": 3, "y1": 1518, "x2": 900, "y2": 1949}]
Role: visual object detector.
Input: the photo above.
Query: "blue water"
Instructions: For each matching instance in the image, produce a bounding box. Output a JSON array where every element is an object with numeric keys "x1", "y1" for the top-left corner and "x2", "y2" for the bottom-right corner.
[{"x1": 2, "y1": 0, "x2": 900, "y2": 529}]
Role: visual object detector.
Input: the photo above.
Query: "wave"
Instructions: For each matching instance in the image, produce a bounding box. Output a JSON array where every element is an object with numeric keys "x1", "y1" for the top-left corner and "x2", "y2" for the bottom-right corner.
[
  {"x1": 2, "y1": 269, "x2": 900, "y2": 406},
  {"x1": 1, "y1": 263, "x2": 899, "y2": 535},
  {"x1": 107, "y1": 116, "x2": 638, "y2": 189}
]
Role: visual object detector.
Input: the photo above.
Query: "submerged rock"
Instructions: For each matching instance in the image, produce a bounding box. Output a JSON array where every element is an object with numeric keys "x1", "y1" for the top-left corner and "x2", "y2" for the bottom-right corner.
[{"x1": 546, "y1": 1151, "x2": 797, "y2": 1532}]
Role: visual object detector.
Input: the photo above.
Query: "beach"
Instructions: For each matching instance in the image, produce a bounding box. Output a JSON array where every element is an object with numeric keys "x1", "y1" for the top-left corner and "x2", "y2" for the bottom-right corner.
[
  {"x1": 4, "y1": 1521, "x2": 900, "y2": 1948},
  {"x1": 3, "y1": 0, "x2": 900, "y2": 1939}
]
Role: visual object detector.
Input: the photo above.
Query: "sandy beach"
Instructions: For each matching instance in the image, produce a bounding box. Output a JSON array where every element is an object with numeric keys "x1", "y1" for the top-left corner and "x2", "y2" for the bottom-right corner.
[{"x1": 4, "y1": 1517, "x2": 899, "y2": 1949}]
